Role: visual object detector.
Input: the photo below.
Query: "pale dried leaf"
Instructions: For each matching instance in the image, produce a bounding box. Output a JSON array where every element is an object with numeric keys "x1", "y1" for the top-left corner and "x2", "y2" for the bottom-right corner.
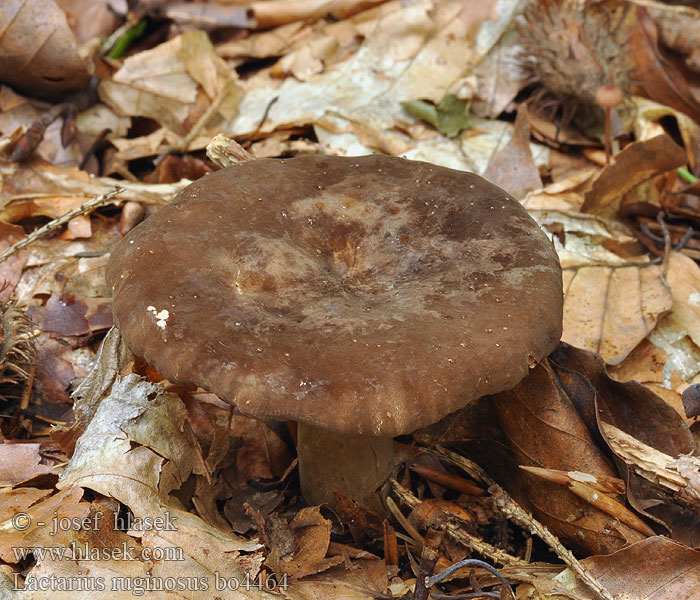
[
  {"x1": 225, "y1": 0, "x2": 528, "y2": 172},
  {"x1": 581, "y1": 134, "x2": 687, "y2": 220},
  {"x1": 100, "y1": 31, "x2": 242, "y2": 137},
  {"x1": 59, "y1": 375, "x2": 202, "y2": 509},
  {"x1": 529, "y1": 210, "x2": 673, "y2": 364},
  {"x1": 562, "y1": 264, "x2": 672, "y2": 365},
  {"x1": 648, "y1": 319, "x2": 700, "y2": 387},
  {"x1": 0, "y1": 487, "x2": 87, "y2": 564},
  {"x1": 0, "y1": 162, "x2": 189, "y2": 206},
  {"x1": 0, "y1": 443, "x2": 57, "y2": 487},
  {"x1": 249, "y1": 0, "x2": 389, "y2": 28},
  {"x1": 664, "y1": 251, "x2": 700, "y2": 349},
  {"x1": 0, "y1": 0, "x2": 89, "y2": 100}
]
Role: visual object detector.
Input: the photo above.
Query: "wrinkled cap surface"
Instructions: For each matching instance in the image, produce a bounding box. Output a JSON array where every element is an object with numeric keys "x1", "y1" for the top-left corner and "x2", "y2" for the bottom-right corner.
[{"x1": 107, "y1": 154, "x2": 563, "y2": 436}]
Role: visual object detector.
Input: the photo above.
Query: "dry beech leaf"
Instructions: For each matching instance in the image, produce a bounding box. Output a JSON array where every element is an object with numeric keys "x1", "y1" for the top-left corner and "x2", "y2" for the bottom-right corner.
[
  {"x1": 568, "y1": 536, "x2": 700, "y2": 599},
  {"x1": 562, "y1": 262, "x2": 672, "y2": 365},
  {"x1": 291, "y1": 559, "x2": 388, "y2": 600},
  {"x1": 249, "y1": 0, "x2": 390, "y2": 29},
  {"x1": 54, "y1": 368, "x2": 274, "y2": 598},
  {"x1": 550, "y1": 344, "x2": 700, "y2": 547},
  {"x1": 626, "y1": 251, "x2": 700, "y2": 401},
  {"x1": 100, "y1": 31, "x2": 242, "y2": 138},
  {"x1": 421, "y1": 344, "x2": 695, "y2": 552},
  {"x1": 482, "y1": 103, "x2": 542, "y2": 200},
  {"x1": 631, "y1": 96, "x2": 700, "y2": 171},
  {"x1": 217, "y1": 20, "x2": 309, "y2": 61},
  {"x1": 647, "y1": 3, "x2": 700, "y2": 73},
  {"x1": 0, "y1": 222, "x2": 27, "y2": 300},
  {"x1": 0, "y1": 486, "x2": 87, "y2": 564},
  {"x1": 0, "y1": 161, "x2": 189, "y2": 208},
  {"x1": 531, "y1": 209, "x2": 673, "y2": 365},
  {"x1": 664, "y1": 251, "x2": 700, "y2": 349},
  {"x1": 492, "y1": 360, "x2": 644, "y2": 555},
  {"x1": 54, "y1": 0, "x2": 120, "y2": 45},
  {"x1": 581, "y1": 134, "x2": 687, "y2": 220},
  {"x1": 0, "y1": 443, "x2": 57, "y2": 487},
  {"x1": 0, "y1": 0, "x2": 89, "y2": 101},
  {"x1": 630, "y1": 6, "x2": 700, "y2": 125},
  {"x1": 607, "y1": 339, "x2": 690, "y2": 423},
  {"x1": 58, "y1": 374, "x2": 204, "y2": 511},
  {"x1": 280, "y1": 506, "x2": 344, "y2": 578},
  {"x1": 226, "y1": 0, "x2": 526, "y2": 171}
]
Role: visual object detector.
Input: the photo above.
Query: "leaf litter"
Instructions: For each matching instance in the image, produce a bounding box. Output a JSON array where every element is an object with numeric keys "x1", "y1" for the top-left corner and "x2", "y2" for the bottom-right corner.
[{"x1": 2, "y1": 1, "x2": 700, "y2": 599}]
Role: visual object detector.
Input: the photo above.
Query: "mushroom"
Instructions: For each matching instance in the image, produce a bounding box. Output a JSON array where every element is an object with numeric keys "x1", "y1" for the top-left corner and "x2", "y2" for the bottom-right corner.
[{"x1": 106, "y1": 154, "x2": 563, "y2": 508}]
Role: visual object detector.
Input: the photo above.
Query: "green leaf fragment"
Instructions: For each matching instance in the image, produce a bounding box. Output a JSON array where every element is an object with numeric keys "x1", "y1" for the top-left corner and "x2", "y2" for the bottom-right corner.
[
  {"x1": 401, "y1": 95, "x2": 471, "y2": 138},
  {"x1": 677, "y1": 167, "x2": 698, "y2": 184},
  {"x1": 106, "y1": 20, "x2": 148, "y2": 59}
]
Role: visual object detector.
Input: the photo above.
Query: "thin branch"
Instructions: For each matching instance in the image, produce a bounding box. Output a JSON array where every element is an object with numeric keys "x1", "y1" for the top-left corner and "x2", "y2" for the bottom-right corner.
[
  {"x1": 0, "y1": 187, "x2": 125, "y2": 265},
  {"x1": 430, "y1": 447, "x2": 616, "y2": 600}
]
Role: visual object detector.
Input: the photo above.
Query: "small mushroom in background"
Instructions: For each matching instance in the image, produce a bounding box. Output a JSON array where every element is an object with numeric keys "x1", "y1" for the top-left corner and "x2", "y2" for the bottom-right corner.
[{"x1": 105, "y1": 154, "x2": 563, "y2": 509}]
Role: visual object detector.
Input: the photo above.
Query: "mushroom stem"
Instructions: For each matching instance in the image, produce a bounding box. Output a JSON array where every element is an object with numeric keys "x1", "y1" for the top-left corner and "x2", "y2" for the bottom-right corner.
[{"x1": 297, "y1": 422, "x2": 394, "y2": 510}]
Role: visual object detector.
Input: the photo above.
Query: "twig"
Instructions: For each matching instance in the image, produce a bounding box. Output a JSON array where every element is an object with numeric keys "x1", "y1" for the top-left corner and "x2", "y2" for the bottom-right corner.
[
  {"x1": 412, "y1": 530, "x2": 441, "y2": 600},
  {"x1": 655, "y1": 211, "x2": 671, "y2": 276},
  {"x1": 676, "y1": 226, "x2": 695, "y2": 251},
  {"x1": 79, "y1": 128, "x2": 112, "y2": 171},
  {"x1": 428, "y1": 559, "x2": 515, "y2": 600},
  {"x1": 489, "y1": 488, "x2": 615, "y2": 600},
  {"x1": 391, "y1": 479, "x2": 526, "y2": 567},
  {"x1": 10, "y1": 77, "x2": 100, "y2": 162},
  {"x1": 0, "y1": 187, "x2": 124, "y2": 264},
  {"x1": 430, "y1": 447, "x2": 616, "y2": 600},
  {"x1": 385, "y1": 495, "x2": 424, "y2": 546}
]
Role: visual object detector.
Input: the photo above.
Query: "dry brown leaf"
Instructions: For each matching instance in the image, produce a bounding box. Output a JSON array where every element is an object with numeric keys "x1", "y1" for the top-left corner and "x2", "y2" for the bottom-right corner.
[
  {"x1": 648, "y1": 3, "x2": 700, "y2": 73},
  {"x1": 522, "y1": 169, "x2": 597, "y2": 212},
  {"x1": 568, "y1": 536, "x2": 700, "y2": 599},
  {"x1": 0, "y1": 0, "x2": 89, "y2": 101},
  {"x1": 54, "y1": 0, "x2": 120, "y2": 44},
  {"x1": 0, "y1": 443, "x2": 57, "y2": 486},
  {"x1": 551, "y1": 344, "x2": 699, "y2": 546},
  {"x1": 291, "y1": 560, "x2": 388, "y2": 600},
  {"x1": 492, "y1": 361, "x2": 643, "y2": 555},
  {"x1": 562, "y1": 263, "x2": 672, "y2": 365},
  {"x1": 529, "y1": 206, "x2": 673, "y2": 365},
  {"x1": 217, "y1": 21, "x2": 309, "y2": 61},
  {"x1": 664, "y1": 251, "x2": 700, "y2": 349},
  {"x1": 630, "y1": 6, "x2": 700, "y2": 125},
  {"x1": 0, "y1": 222, "x2": 27, "y2": 301},
  {"x1": 100, "y1": 31, "x2": 242, "y2": 140},
  {"x1": 483, "y1": 103, "x2": 542, "y2": 200},
  {"x1": 530, "y1": 208, "x2": 672, "y2": 365},
  {"x1": 581, "y1": 134, "x2": 687, "y2": 220},
  {"x1": 42, "y1": 294, "x2": 112, "y2": 338},
  {"x1": 0, "y1": 486, "x2": 87, "y2": 564},
  {"x1": 607, "y1": 339, "x2": 691, "y2": 423},
  {"x1": 631, "y1": 96, "x2": 700, "y2": 171},
  {"x1": 280, "y1": 506, "x2": 344, "y2": 578},
  {"x1": 0, "y1": 161, "x2": 188, "y2": 207},
  {"x1": 408, "y1": 498, "x2": 474, "y2": 532},
  {"x1": 249, "y1": 0, "x2": 390, "y2": 29}
]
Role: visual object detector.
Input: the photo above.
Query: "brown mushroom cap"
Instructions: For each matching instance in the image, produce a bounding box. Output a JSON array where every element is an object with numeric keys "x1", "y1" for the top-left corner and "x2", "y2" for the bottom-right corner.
[{"x1": 107, "y1": 154, "x2": 562, "y2": 437}]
